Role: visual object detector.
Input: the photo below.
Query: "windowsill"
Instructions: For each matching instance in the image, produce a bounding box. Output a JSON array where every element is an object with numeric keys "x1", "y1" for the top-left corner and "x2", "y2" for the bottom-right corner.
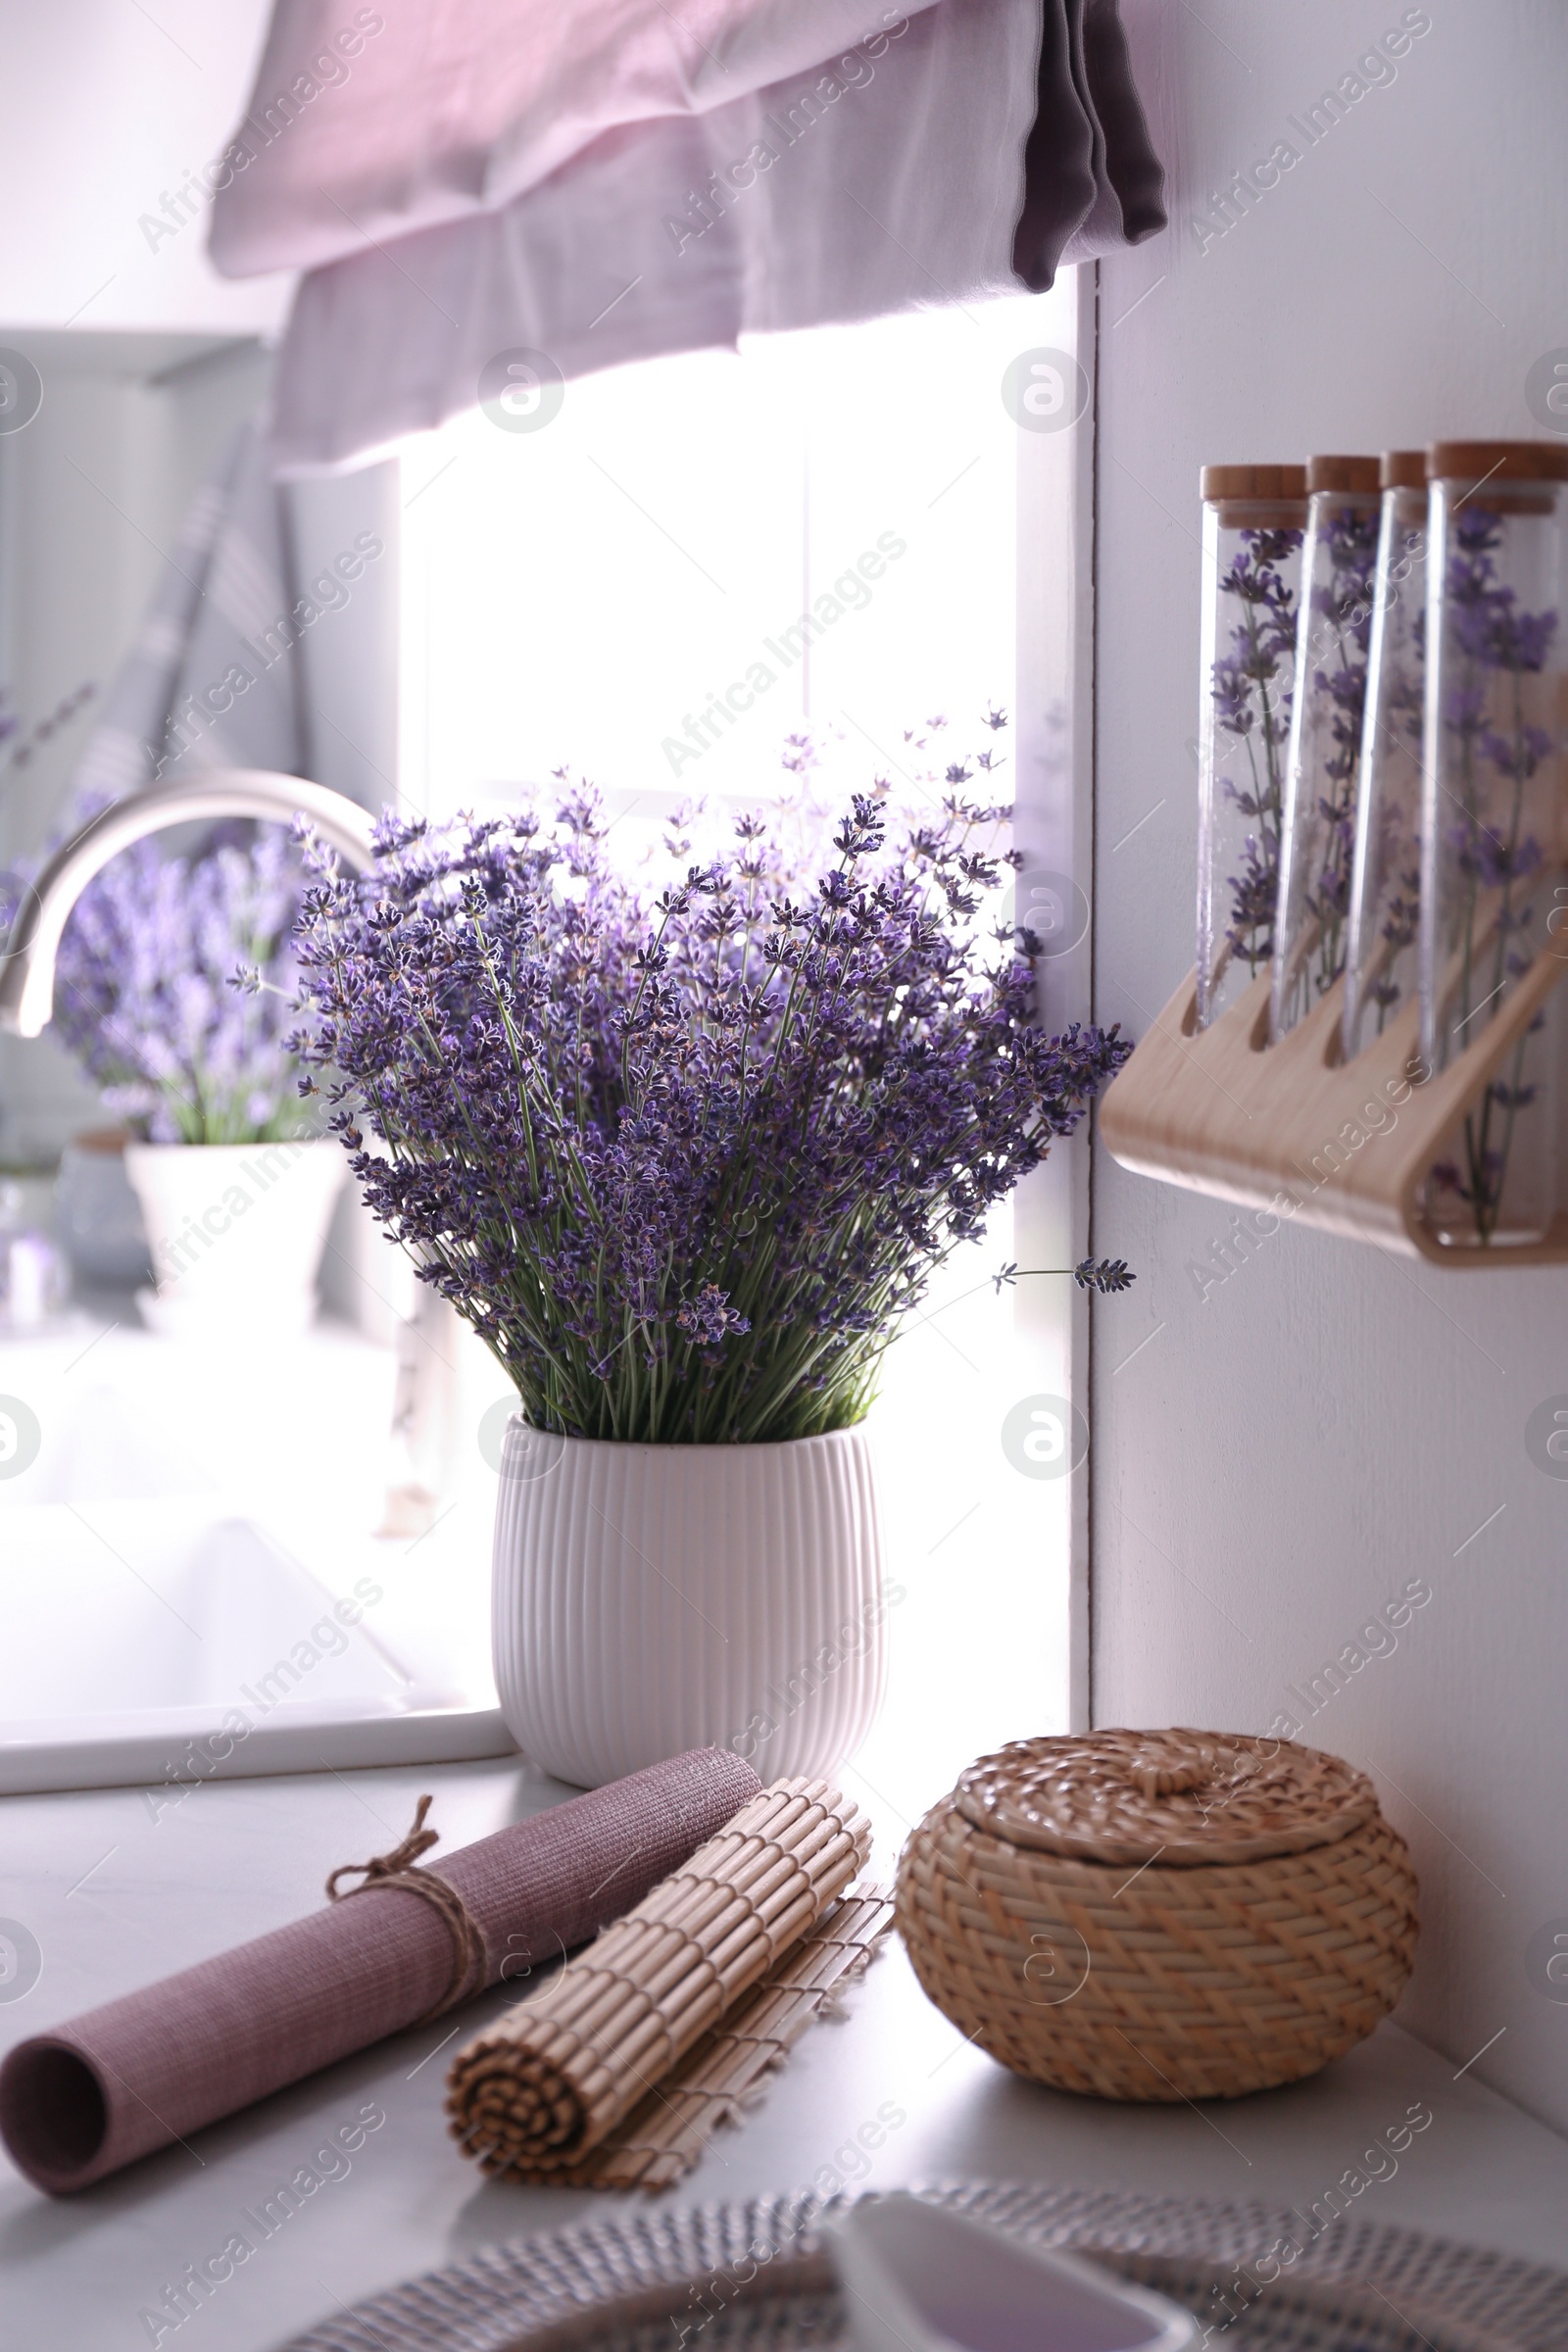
[{"x1": 1, "y1": 1754, "x2": 1563, "y2": 2349}]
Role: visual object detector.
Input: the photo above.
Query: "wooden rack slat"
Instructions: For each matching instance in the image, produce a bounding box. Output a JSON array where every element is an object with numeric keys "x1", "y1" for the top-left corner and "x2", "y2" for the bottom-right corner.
[{"x1": 1099, "y1": 944, "x2": 1568, "y2": 1266}]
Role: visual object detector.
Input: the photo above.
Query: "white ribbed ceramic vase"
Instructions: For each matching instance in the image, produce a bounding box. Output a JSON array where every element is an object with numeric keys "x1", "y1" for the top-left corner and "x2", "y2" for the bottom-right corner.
[{"x1": 492, "y1": 1422, "x2": 888, "y2": 1788}]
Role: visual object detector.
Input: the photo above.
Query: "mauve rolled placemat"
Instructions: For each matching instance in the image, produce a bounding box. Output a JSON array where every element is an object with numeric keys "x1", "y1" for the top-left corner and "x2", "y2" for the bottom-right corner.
[{"x1": 0, "y1": 1746, "x2": 760, "y2": 2195}]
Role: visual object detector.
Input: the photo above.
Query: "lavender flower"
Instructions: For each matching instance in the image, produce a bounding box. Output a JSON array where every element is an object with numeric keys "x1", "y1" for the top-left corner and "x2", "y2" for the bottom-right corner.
[
  {"x1": 1430, "y1": 507, "x2": 1560, "y2": 1244},
  {"x1": 1348, "y1": 563, "x2": 1428, "y2": 1044},
  {"x1": 1210, "y1": 526, "x2": 1304, "y2": 978},
  {"x1": 291, "y1": 737, "x2": 1131, "y2": 1445},
  {"x1": 49, "y1": 819, "x2": 309, "y2": 1146},
  {"x1": 992, "y1": 1256, "x2": 1136, "y2": 1298},
  {"x1": 1282, "y1": 502, "x2": 1381, "y2": 1024},
  {"x1": 1075, "y1": 1257, "x2": 1134, "y2": 1294}
]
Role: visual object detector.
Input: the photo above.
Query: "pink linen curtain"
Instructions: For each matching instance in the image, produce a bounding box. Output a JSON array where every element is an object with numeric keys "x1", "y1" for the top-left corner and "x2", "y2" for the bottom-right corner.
[
  {"x1": 209, "y1": 0, "x2": 1164, "y2": 471},
  {"x1": 210, "y1": 1, "x2": 947, "y2": 278}
]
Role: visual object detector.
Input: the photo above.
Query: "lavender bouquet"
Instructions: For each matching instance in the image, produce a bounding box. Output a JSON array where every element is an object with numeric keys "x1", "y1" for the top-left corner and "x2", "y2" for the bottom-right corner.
[
  {"x1": 50, "y1": 821, "x2": 308, "y2": 1147},
  {"x1": 291, "y1": 746, "x2": 1129, "y2": 1445}
]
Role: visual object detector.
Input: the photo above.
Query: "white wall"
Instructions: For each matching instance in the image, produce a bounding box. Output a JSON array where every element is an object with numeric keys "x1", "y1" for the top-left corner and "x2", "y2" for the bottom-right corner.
[
  {"x1": 1093, "y1": 2, "x2": 1568, "y2": 2132},
  {"x1": 0, "y1": 0, "x2": 287, "y2": 334}
]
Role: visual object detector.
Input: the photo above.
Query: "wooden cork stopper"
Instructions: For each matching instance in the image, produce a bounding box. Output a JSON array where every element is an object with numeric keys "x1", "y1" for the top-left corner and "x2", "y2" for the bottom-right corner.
[
  {"x1": 1427, "y1": 439, "x2": 1568, "y2": 484},
  {"x1": 1201, "y1": 463, "x2": 1308, "y2": 531},
  {"x1": 1200, "y1": 464, "x2": 1307, "y2": 502},
  {"x1": 1306, "y1": 455, "x2": 1381, "y2": 496}
]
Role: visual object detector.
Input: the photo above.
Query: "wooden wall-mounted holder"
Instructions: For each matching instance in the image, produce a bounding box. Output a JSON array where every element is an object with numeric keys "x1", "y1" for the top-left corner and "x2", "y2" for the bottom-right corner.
[{"x1": 1098, "y1": 945, "x2": 1568, "y2": 1267}]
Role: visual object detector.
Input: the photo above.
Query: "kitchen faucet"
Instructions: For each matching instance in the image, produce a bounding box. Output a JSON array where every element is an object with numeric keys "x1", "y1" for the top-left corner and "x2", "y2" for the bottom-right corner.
[
  {"x1": 0, "y1": 770, "x2": 376, "y2": 1036},
  {"x1": 0, "y1": 769, "x2": 456, "y2": 1533}
]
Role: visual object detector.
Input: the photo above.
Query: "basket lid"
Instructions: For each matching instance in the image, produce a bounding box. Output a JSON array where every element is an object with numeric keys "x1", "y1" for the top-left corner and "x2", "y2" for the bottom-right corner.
[{"x1": 951, "y1": 1729, "x2": 1380, "y2": 1866}]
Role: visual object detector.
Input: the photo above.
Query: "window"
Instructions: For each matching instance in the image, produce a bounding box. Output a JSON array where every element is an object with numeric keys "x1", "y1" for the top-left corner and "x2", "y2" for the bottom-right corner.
[{"x1": 399, "y1": 279, "x2": 1094, "y2": 1832}]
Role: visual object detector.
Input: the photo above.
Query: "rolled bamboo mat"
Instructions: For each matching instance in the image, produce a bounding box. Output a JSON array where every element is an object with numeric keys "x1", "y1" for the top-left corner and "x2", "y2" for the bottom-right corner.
[
  {"x1": 512, "y1": 1885, "x2": 894, "y2": 2188},
  {"x1": 447, "y1": 1778, "x2": 869, "y2": 2177},
  {"x1": 0, "y1": 1747, "x2": 759, "y2": 2195}
]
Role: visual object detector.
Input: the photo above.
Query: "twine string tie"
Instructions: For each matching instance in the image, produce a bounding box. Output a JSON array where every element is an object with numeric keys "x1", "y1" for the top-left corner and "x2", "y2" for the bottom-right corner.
[{"x1": 327, "y1": 1793, "x2": 488, "y2": 2020}]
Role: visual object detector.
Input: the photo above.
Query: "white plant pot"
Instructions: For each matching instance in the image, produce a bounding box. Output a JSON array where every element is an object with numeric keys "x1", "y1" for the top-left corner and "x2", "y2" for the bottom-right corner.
[
  {"x1": 492, "y1": 1422, "x2": 888, "y2": 1788},
  {"x1": 122, "y1": 1139, "x2": 345, "y2": 1341}
]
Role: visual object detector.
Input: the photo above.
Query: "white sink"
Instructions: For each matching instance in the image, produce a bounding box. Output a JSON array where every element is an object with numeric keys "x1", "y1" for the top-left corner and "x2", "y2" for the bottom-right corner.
[
  {"x1": 0, "y1": 1316, "x2": 515, "y2": 1792},
  {"x1": 0, "y1": 1494, "x2": 513, "y2": 1793}
]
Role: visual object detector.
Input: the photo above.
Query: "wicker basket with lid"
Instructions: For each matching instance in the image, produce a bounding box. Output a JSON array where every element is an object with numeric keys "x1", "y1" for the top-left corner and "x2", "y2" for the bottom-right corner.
[{"x1": 896, "y1": 1728, "x2": 1418, "y2": 2102}]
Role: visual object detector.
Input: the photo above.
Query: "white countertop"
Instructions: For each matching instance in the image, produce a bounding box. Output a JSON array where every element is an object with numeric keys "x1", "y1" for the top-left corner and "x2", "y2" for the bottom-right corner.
[{"x1": 2, "y1": 1755, "x2": 1566, "y2": 2352}]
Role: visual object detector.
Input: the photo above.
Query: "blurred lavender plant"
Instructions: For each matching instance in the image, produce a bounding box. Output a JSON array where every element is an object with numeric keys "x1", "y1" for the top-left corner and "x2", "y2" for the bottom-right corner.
[
  {"x1": 291, "y1": 738, "x2": 1131, "y2": 1445},
  {"x1": 1428, "y1": 507, "x2": 1559, "y2": 1244},
  {"x1": 1210, "y1": 527, "x2": 1304, "y2": 977},
  {"x1": 49, "y1": 821, "x2": 308, "y2": 1146}
]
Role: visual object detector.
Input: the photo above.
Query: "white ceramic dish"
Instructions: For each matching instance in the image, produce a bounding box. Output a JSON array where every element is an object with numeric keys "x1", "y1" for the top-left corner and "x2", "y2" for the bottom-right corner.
[{"x1": 827, "y1": 2195, "x2": 1200, "y2": 2352}]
